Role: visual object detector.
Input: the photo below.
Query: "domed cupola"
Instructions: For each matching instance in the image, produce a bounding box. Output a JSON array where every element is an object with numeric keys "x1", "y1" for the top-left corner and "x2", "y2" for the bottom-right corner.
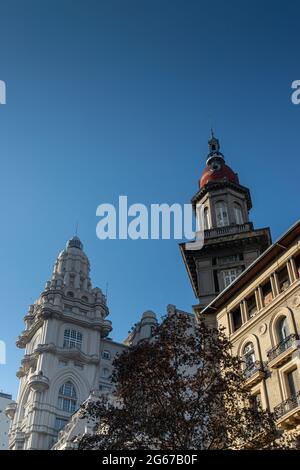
[
  {"x1": 67, "y1": 235, "x2": 83, "y2": 250},
  {"x1": 50, "y1": 235, "x2": 92, "y2": 293},
  {"x1": 199, "y1": 132, "x2": 239, "y2": 189}
]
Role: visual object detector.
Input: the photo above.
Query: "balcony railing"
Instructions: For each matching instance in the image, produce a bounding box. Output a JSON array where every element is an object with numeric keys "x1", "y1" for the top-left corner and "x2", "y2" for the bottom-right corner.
[
  {"x1": 267, "y1": 334, "x2": 298, "y2": 362},
  {"x1": 204, "y1": 222, "x2": 253, "y2": 240},
  {"x1": 274, "y1": 391, "x2": 300, "y2": 420},
  {"x1": 244, "y1": 360, "x2": 265, "y2": 380}
]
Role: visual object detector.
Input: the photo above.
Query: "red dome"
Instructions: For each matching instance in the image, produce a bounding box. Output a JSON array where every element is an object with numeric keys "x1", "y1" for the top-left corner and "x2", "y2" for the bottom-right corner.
[{"x1": 199, "y1": 161, "x2": 239, "y2": 189}]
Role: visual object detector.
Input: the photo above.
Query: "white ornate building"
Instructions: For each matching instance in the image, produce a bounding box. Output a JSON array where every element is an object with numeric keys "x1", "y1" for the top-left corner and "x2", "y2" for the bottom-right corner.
[
  {"x1": 6, "y1": 236, "x2": 158, "y2": 450},
  {"x1": 0, "y1": 392, "x2": 13, "y2": 449}
]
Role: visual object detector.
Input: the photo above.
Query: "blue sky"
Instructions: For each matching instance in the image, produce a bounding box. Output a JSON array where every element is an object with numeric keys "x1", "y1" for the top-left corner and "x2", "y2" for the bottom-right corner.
[{"x1": 0, "y1": 0, "x2": 299, "y2": 398}]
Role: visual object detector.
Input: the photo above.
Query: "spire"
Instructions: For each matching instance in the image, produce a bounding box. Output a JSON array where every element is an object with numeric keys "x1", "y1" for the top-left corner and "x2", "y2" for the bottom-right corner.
[
  {"x1": 208, "y1": 129, "x2": 220, "y2": 153},
  {"x1": 206, "y1": 130, "x2": 224, "y2": 165}
]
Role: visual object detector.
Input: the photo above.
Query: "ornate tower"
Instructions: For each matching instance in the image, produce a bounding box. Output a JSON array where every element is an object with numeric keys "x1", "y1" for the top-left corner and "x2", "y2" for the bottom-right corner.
[
  {"x1": 7, "y1": 236, "x2": 112, "y2": 450},
  {"x1": 180, "y1": 133, "x2": 271, "y2": 314}
]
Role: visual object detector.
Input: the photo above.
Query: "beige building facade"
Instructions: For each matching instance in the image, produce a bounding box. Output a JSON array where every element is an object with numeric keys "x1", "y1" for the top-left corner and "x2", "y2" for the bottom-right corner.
[{"x1": 202, "y1": 221, "x2": 300, "y2": 433}]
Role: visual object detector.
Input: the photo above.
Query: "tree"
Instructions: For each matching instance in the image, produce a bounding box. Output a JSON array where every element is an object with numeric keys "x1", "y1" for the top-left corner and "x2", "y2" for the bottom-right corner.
[{"x1": 78, "y1": 312, "x2": 289, "y2": 450}]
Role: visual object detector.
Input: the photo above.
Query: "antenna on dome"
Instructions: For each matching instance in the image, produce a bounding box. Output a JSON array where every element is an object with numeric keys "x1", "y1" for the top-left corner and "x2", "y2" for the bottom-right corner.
[{"x1": 75, "y1": 221, "x2": 79, "y2": 237}]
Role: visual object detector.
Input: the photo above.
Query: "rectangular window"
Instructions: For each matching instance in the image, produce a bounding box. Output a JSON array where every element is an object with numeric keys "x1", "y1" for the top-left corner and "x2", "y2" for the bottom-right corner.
[
  {"x1": 277, "y1": 266, "x2": 290, "y2": 293},
  {"x1": 64, "y1": 305, "x2": 73, "y2": 313},
  {"x1": 231, "y1": 305, "x2": 242, "y2": 332},
  {"x1": 219, "y1": 254, "x2": 239, "y2": 265},
  {"x1": 287, "y1": 369, "x2": 299, "y2": 398},
  {"x1": 15, "y1": 441, "x2": 25, "y2": 450},
  {"x1": 262, "y1": 280, "x2": 273, "y2": 306},
  {"x1": 102, "y1": 350, "x2": 111, "y2": 360},
  {"x1": 250, "y1": 393, "x2": 261, "y2": 412},
  {"x1": 99, "y1": 384, "x2": 111, "y2": 393},
  {"x1": 294, "y1": 253, "x2": 300, "y2": 278},
  {"x1": 222, "y1": 269, "x2": 238, "y2": 288},
  {"x1": 58, "y1": 397, "x2": 76, "y2": 414},
  {"x1": 63, "y1": 329, "x2": 82, "y2": 350},
  {"x1": 213, "y1": 270, "x2": 219, "y2": 293},
  {"x1": 247, "y1": 294, "x2": 257, "y2": 318},
  {"x1": 55, "y1": 417, "x2": 68, "y2": 432}
]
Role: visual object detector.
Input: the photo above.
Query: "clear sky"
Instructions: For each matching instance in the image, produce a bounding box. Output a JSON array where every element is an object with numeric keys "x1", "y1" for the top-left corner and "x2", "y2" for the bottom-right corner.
[{"x1": 0, "y1": 0, "x2": 299, "y2": 398}]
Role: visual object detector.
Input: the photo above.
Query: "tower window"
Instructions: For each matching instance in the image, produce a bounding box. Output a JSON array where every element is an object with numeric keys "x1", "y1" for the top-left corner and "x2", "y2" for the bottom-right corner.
[
  {"x1": 213, "y1": 270, "x2": 220, "y2": 293},
  {"x1": 203, "y1": 207, "x2": 210, "y2": 230},
  {"x1": 215, "y1": 201, "x2": 229, "y2": 227},
  {"x1": 63, "y1": 329, "x2": 82, "y2": 350},
  {"x1": 222, "y1": 269, "x2": 238, "y2": 288},
  {"x1": 234, "y1": 203, "x2": 244, "y2": 225},
  {"x1": 57, "y1": 381, "x2": 77, "y2": 414},
  {"x1": 219, "y1": 254, "x2": 239, "y2": 265}
]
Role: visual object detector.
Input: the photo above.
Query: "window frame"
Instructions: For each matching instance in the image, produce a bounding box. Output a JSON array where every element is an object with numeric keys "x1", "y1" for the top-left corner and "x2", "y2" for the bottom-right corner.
[
  {"x1": 215, "y1": 201, "x2": 229, "y2": 227},
  {"x1": 63, "y1": 329, "x2": 83, "y2": 350}
]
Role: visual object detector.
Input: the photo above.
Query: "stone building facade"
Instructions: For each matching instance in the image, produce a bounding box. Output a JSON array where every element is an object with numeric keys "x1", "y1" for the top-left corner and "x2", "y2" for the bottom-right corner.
[
  {"x1": 201, "y1": 221, "x2": 300, "y2": 435},
  {"x1": 7, "y1": 132, "x2": 299, "y2": 449},
  {"x1": 0, "y1": 392, "x2": 13, "y2": 450},
  {"x1": 6, "y1": 236, "x2": 158, "y2": 450}
]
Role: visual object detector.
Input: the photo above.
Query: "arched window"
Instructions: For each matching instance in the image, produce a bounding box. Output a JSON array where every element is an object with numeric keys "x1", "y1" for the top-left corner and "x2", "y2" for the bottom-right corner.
[
  {"x1": 243, "y1": 342, "x2": 255, "y2": 368},
  {"x1": 277, "y1": 317, "x2": 289, "y2": 343},
  {"x1": 215, "y1": 201, "x2": 229, "y2": 227},
  {"x1": 234, "y1": 203, "x2": 244, "y2": 225},
  {"x1": 203, "y1": 207, "x2": 210, "y2": 230},
  {"x1": 57, "y1": 381, "x2": 77, "y2": 414},
  {"x1": 66, "y1": 291, "x2": 74, "y2": 298},
  {"x1": 63, "y1": 329, "x2": 82, "y2": 350},
  {"x1": 81, "y1": 295, "x2": 88, "y2": 302}
]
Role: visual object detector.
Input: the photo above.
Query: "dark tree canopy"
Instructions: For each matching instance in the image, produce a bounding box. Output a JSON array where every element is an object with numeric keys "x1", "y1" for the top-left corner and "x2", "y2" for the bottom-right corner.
[{"x1": 78, "y1": 313, "x2": 288, "y2": 450}]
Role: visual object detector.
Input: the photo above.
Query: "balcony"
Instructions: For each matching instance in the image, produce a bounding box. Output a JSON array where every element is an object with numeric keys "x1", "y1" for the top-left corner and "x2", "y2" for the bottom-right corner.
[
  {"x1": 243, "y1": 361, "x2": 266, "y2": 389},
  {"x1": 274, "y1": 391, "x2": 300, "y2": 429},
  {"x1": 5, "y1": 401, "x2": 17, "y2": 419},
  {"x1": 28, "y1": 373, "x2": 50, "y2": 392},
  {"x1": 204, "y1": 222, "x2": 253, "y2": 240},
  {"x1": 267, "y1": 334, "x2": 299, "y2": 368}
]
